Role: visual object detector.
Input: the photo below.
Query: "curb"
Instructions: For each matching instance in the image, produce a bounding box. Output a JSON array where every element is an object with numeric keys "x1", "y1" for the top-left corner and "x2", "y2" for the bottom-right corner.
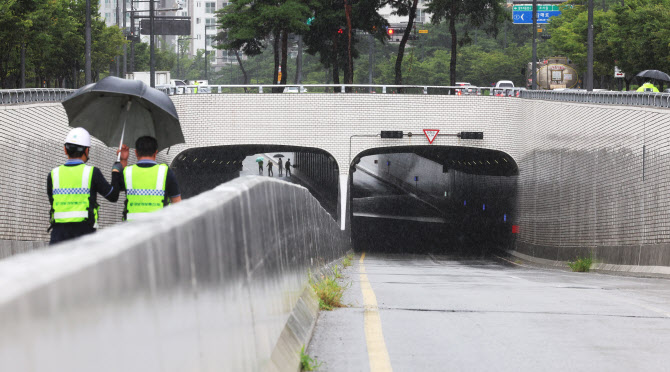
[
  {"x1": 267, "y1": 254, "x2": 350, "y2": 372},
  {"x1": 506, "y1": 249, "x2": 670, "y2": 279}
]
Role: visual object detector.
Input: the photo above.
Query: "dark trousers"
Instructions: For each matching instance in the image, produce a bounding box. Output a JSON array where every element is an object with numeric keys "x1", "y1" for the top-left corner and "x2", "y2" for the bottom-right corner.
[
  {"x1": 286, "y1": 167, "x2": 291, "y2": 177},
  {"x1": 268, "y1": 167, "x2": 273, "y2": 176},
  {"x1": 50, "y1": 223, "x2": 96, "y2": 245},
  {"x1": 278, "y1": 166, "x2": 283, "y2": 175}
]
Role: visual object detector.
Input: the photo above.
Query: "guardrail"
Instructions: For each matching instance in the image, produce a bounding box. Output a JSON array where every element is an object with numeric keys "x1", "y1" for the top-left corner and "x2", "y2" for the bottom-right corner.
[
  {"x1": 156, "y1": 83, "x2": 512, "y2": 96},
  {"x1": 519, "y1": 90, "x2": 670, "y2": 109},
  {"x1": 1, "y1": 85, "x2": 668, "y2": 109},
  {"x1": 0, "y1": 88, "x2": 75, "y2": 105}
]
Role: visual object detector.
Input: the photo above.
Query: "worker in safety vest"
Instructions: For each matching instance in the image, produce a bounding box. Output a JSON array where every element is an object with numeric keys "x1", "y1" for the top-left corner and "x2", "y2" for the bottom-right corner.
[
  {"x1": 47, "y1": 127, "x2": 125, "y2": 244},
  {"x1": 193, "y1": 81, "x2": 199, "y2": 94},
  {"x1": 636, "y1": 81, "x2": 659, "y2": 92},
  {"x1": 120, "y1": 136, "x2": 181, "y2": 221}
]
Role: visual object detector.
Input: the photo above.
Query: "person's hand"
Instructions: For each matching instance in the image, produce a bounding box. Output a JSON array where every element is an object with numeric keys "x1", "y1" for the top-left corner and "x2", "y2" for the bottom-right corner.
[{"x1": 117, "y1": 144, "x2": 130, "y2": 161}]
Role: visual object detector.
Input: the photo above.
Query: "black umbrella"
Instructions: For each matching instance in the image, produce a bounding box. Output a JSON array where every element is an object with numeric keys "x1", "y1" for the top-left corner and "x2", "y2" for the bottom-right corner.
[
  {"x1": 273, "y1": 154, "x2": 285, "y2": 158},
  {"x1": 636, "y1": 70, "x2": 670, "y2": 82},
  {"x1": 62, "y1": 76, "x2": 184, "y2": 161}
]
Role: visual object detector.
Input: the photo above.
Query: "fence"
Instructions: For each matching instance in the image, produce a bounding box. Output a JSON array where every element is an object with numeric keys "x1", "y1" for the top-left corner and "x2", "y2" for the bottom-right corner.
[
  {"x1": 1, "y1": 85, "x2": 668, "y2": 110},
  {"x1": 0, "y1": 88, "x2": 74, "y2": 105}
]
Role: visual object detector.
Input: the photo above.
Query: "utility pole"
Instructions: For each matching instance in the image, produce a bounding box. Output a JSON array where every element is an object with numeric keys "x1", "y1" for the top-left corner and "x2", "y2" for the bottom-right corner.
[
  {"x1": 586, "y1": 0, "x2": 594, "y2": 91},
  {"x1": 149, "y1": 0, "x2": 155, "y2": 87},
  {"x1": 85, "y1": 0, "x2": 92, "y2": 84},
  {"x1": 123, "y1": 0, "x2": 127, "y2": 77},
  {"x1": 531, "y1": 0, "x2": 537, "y2": 90},
  {"x1": 130, "y1": 0, "x2": 135, "y2": 72}
]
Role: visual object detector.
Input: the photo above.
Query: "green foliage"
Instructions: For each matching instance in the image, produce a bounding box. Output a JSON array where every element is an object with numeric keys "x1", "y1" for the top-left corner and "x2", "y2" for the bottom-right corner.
[
  {"x1": 299, "y1": 345, "x2": 322, "y2": 371},
  {"x1": 342, "y1": 253, "x2": 353, "y2": 268},
  {"x1": 0, "y1": 0, "x2": 126, "y2": 88},
  {"x1": 568, "y1": 257, "x2": 592, "y2": 272},
  {"x1": 310, "y1": 272, "x2": 348, "y2": 311},
  {"x1": 548, "y1": 0, "x2": 670, "y2": 90},
  {"x1": 332, "y1": 265, "x2": 342, "y2": 279}
]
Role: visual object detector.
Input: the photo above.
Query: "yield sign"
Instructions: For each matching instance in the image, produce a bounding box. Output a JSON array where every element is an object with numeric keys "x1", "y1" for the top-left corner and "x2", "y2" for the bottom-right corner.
[{"x1": 423, "y1": 129, "x2": 439, "y2": 144}]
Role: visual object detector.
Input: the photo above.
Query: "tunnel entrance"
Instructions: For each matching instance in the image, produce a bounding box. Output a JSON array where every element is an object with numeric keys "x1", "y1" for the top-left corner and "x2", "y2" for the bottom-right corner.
[
  {"x1": 171, "y1": 145, "x2": 340, "y2": 217},
  {"x1": 349, "y1": 146, "x2": 518, "y2": 255}
]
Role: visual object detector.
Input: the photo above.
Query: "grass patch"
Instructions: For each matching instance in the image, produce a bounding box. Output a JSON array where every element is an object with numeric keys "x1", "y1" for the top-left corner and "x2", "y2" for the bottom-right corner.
[
  {"x1": 342, "y1": 253, "x2": 354, "y2": 268},
  {"x1": 568, "y1": 256, "x2": 593, "y2": 272},
  {"x1": 300, "y1": 345, "x2": 322, "y2": 371},
  {"x1": 332, "y1": 265, "x2": 342, "y2": 279},
  {"x1": 310, "y1": 272, "x2": 348, "y2": 311}
]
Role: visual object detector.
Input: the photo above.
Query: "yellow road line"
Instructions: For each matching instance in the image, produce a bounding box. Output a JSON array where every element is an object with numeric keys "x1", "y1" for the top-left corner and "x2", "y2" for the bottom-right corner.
[{"x1": 359, "y1": 252, "x2": 393, "y2": 372}]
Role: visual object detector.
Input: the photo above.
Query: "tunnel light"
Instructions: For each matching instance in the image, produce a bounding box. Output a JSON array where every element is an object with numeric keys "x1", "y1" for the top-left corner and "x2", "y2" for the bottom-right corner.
[
  {"x1": 464, "y1": 200, "x2": 466, "y2": 206},
  {"x1": 193, "y1": 158, "x2": 198, "y2": 162},
  {"x1": 381, "y1": 131, "x2": 403, "y2": 138},
  {"x1": 212, "y1": 160, "x2": 216, "y2": 163},
  {"x1": 504, "y1": 214, "x2": 507, "y2": 222},
  {"x1": 483, "y1": 204, "x2": 486, "y2": 210},
  {"x1": 460, "y1": 132, "x2": 484, "y2": 140},
  {"x1": 486, "y1": 161, "x2": 490, "y2": 164}
]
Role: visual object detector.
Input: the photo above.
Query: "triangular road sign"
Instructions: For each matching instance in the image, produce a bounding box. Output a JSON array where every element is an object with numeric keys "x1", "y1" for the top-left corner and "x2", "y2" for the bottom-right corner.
[{"x1": 423, "y1": 129, "x2": 439, "y2": 144}]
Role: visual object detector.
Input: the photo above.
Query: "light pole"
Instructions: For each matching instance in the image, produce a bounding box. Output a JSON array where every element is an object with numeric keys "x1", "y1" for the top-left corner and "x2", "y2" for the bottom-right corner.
[
  {"x1": 85, "y1": 0, "x2": 91, "y2": 84},
  {"x1": 531, "y1": 0, "x2": 537, "y2": 89}
]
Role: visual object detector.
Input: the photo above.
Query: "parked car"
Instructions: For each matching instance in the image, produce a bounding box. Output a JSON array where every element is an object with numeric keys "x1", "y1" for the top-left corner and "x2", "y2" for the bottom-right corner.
[{"x1": 170, "y1": 79, "x2": 191, "y2": 94}]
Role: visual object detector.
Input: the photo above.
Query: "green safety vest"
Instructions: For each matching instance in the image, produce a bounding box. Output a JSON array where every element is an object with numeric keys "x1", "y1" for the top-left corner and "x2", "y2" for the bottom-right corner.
[
  {"x1": 50, "y1": 164, "x2": 98, "y2": 226},
  {"x1": 123, "y1": 164, "x2": 169, "y2": 221},
  {"x1": 637, "y1": 83, "x2": 659, "y2": 92}
]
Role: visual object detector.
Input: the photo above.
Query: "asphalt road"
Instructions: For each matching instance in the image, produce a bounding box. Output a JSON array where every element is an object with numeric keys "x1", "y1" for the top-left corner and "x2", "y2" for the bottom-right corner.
[{"x1": 307, "y1": 254, "x2": 670, "y2": 371}]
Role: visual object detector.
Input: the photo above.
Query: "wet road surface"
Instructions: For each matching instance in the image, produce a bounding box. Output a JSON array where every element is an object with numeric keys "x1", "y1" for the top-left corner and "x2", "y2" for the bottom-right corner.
[{"x1": 307, "y1": 254, "x2": 670, "y2": 371}]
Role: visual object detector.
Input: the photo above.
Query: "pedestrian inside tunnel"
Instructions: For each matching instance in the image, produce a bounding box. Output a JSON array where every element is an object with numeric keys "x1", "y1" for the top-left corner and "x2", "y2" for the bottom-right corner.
[
  {"x1": 170, "y1": 145, "x2": 340, "y2": 217},
  {"x1": 349, "y1": 146, "x2": 518, "y2": 255}
]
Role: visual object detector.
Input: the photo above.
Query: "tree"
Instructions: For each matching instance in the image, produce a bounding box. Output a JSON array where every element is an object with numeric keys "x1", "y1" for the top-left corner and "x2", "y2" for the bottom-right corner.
[
  {"x1": 427, "y1": 0, "x2": 507, "y2": 85},
  {"x1": 387, "y1": 0, "x2": 420, "y2": 89}
]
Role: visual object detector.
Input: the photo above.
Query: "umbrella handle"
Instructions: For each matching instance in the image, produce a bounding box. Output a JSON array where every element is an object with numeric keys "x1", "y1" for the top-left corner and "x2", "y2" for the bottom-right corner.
[{"x1": 116, "y1": 101, "x2": 132, "y2": 162}]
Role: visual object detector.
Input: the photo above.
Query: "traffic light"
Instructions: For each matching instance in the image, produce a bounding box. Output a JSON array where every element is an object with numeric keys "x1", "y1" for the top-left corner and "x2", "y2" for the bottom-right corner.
[
  {"x1": 337, "y1": 28, "x2": 343, "y2": 34},
  {"x1": 381, "y1": 131, "x2": 403, "y2": 138},
  {"x1": 460, "y1": 132, "x2": 484, "y2": 140},
  {"x1": 387, "y1": 28, "x2": 394, "y2": 36}
]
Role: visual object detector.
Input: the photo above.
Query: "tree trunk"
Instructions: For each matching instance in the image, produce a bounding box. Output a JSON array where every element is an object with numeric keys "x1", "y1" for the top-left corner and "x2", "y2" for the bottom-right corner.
[
  {"x1": 395, "y1": 0, "x2": 419, "y2": 92},
  {"x1": 234, "y1": 50, "x2": 248, "y2": 92},
  {"x1": 344, "y1": 0, "x2": 353, "y2": 85},
  {"x1": 280, "y1": 29, "x2": 288, "y2": 86},
  {"x1": 20, "y1": 43, "x2": 26, "y2": 88},
  {"x1": 272, "y1": 29, "x2": 281, "y2": 93},
  {"x1": 332, "y1": 33, "x2": 340, "y2": 93},
  {"x1": 449, "y1": 2, "x2": 458, "y2": 86},
  {"x1": 294, "y1": 35, "x2": 303, "y2": 84}
]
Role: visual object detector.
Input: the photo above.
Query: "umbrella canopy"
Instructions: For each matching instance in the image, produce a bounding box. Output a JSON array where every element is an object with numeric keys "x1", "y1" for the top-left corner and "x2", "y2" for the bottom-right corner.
[
  {"x1": 62, "y1": 76, "x2": 184, "y2": 153},
  {"x1": 636, "y1": 70, "x2": 670, "y2": 82},
  {"x1": 256, "y1": 157, "x2": 264, "y2": 162},
  {"x1": 273, "y1": 154, "x2": 285, "y2": 158}
]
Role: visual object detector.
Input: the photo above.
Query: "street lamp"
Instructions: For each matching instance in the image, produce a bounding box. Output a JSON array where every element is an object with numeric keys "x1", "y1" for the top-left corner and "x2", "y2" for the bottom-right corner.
[{"x1": 177, "y1": 37, "x2": 196, "y2": 79}]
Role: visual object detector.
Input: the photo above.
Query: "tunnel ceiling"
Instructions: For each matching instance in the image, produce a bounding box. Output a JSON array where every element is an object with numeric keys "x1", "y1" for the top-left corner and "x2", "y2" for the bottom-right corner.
[{"x1": 354, "y1": 146, "x2": 518, "y2": 177}]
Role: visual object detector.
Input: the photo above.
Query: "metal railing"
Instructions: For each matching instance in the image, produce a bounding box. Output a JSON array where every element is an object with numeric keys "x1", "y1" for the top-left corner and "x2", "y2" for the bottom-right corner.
[
  {"x1": 156, "y1": 84, "x2": 513, "y2": 96},
  {"x1": 1, "y1": 85, "x2": 668, "y2": 110},
  {"x1": 519, "y1": 90, "x2": 670, "y2": 109},
  {"x1": 0, "y1": 88, "x2": 75, "y2": 105}
]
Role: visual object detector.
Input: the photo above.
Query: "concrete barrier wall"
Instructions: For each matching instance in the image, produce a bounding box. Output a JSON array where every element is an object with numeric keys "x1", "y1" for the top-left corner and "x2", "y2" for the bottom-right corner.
[{"x1": 0, "y1": 177, "x2": 349, "y2": 371}]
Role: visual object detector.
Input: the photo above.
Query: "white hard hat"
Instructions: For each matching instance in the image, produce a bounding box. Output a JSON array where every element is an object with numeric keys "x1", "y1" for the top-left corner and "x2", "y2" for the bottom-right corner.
[{"x1": 65, "y1": 127, "x2": 91, "y2": 147}]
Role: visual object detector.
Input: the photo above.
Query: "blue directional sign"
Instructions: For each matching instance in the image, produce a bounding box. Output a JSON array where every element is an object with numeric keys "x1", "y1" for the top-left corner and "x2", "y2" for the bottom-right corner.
[{"x1": 513, "y1": 4, "x2": 561, "y2": 24}]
